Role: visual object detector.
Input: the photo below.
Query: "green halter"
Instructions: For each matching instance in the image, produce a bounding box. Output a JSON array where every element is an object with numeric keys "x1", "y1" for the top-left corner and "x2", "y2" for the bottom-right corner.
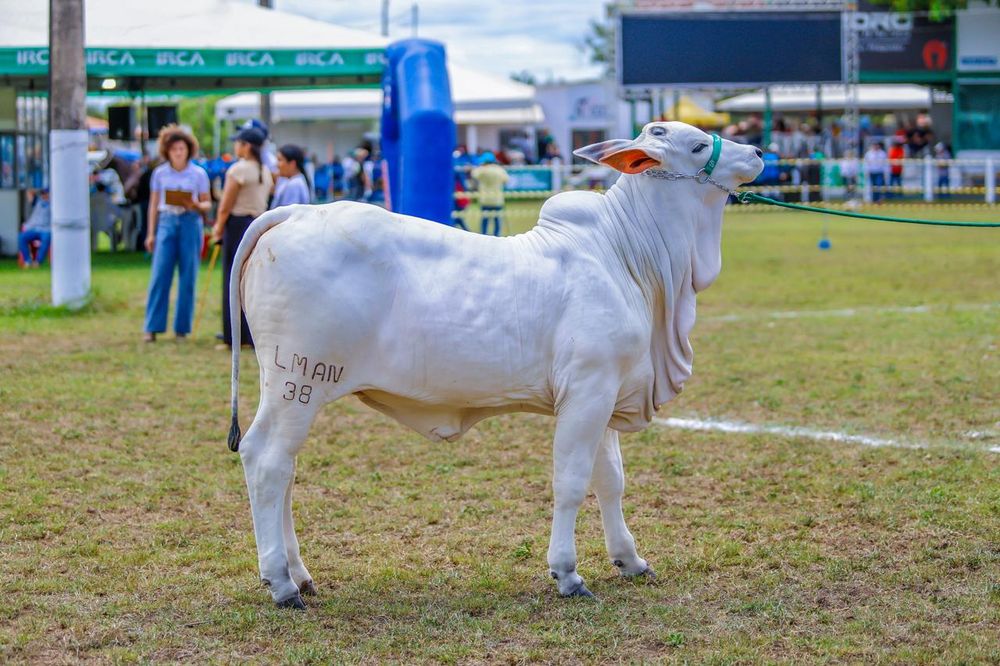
[
  {"x1": 702, "y1": 133, "x2": 722, "y2": 176},
  {"x1": 642, "y1": 133, "x2": 737, "y2": 196}
]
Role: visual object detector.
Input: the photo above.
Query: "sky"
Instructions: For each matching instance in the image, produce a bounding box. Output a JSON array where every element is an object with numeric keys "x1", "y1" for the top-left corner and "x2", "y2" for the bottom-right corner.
[{"x1": 241, "y1": 0, "x2": 610, "y2": 83}]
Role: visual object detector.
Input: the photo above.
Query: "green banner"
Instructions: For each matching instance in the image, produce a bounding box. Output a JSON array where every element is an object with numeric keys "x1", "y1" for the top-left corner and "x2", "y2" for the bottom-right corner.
[{"x1": 0, "y1": 47, "x2": 386, "y2": 77}]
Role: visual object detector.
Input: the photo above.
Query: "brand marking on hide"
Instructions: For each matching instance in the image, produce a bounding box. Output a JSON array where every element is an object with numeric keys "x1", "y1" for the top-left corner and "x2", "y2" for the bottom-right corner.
[
  {"x1": 653, "y1": 416, "x2": 999, "y2": 454},
  {"x1": 273, "y1": 346, "x2": 345, "y2": 404}
]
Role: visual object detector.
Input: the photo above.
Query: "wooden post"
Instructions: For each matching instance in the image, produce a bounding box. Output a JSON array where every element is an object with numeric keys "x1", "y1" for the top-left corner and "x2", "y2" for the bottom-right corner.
[
  {"x1": 49, "y1": 0, "x2": 90, "y2": 307},
  {"x1": 258, "y1": 0, "x2": 273, "y2": 128}
]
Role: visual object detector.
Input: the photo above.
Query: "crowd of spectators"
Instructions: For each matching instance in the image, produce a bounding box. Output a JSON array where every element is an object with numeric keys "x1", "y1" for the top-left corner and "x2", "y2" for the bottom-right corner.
[{"x1": 716, "y1": 112, "x2": 954, "y2": 196}]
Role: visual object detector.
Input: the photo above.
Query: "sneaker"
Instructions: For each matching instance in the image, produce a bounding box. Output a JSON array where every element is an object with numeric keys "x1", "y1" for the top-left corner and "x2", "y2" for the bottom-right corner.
[{"x1": 143, "y1": 333, "x2": 156, "y2": 343}]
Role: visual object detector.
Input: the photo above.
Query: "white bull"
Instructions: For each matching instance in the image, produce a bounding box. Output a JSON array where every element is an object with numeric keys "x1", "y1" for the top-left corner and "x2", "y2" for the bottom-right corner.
[{"x1": 227, "y1": 121, "x2": 764, "y2": 608}]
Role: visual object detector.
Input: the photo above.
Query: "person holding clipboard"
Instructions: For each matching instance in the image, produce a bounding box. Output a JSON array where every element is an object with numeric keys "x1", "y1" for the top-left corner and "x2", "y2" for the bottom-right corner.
[{"x1": 143, "y1": 125, "x2": 211, "y2": 342}]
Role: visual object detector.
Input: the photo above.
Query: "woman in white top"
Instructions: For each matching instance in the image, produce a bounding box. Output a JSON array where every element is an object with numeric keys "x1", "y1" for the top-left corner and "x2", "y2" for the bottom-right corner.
[
  {"x1": 211, "y1": 127, "x2": 273, "y2": 348},
  {"x1": 143, "y1": 125, "x2": 211, "y2": 342},
  {"x1": 271, "y1": 144, "x2": 311, "y2": 208}
]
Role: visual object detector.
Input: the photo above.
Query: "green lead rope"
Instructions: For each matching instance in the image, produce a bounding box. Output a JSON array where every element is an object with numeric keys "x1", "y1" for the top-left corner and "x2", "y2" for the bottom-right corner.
[{"x1": 736, "y1": 192, "x2": 1000, "y2": 228}]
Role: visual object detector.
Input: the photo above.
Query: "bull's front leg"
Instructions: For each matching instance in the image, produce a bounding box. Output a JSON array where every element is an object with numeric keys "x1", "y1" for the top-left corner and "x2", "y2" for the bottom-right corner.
[
  {"x1": 547, "y1": 395, "x2": 616, "y2": 598},
  {"x1": 591, "y1": 429, "x2": 654, "y2": 579}
]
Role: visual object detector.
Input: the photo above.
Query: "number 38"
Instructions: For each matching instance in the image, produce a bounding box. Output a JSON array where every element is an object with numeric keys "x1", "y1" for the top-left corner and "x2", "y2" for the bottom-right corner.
[{"x1": 282, "y1": 381, "x2": 312, "y2": 404}]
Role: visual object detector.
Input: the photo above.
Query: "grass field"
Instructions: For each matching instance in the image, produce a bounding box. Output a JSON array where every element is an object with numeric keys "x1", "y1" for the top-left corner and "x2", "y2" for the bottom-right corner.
[{"x1": 1, "y1": 204, "x2": 998, "y2": 663}]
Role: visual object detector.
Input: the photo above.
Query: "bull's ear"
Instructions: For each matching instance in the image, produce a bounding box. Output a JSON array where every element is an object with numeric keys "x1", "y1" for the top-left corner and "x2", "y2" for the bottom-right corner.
[{"x1": 573, "y1": 139, "x2": 660, "y2": 174}]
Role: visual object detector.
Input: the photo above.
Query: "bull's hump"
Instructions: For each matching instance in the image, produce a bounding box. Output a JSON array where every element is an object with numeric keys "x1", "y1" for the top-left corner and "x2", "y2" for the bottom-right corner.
[{"x1": 538, "y1": 190, "x2": 608, "y2": 230}]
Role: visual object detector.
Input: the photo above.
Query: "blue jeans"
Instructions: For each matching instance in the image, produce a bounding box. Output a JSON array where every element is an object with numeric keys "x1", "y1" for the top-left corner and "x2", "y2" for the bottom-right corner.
[
  {"x1": 889, "y1": 173, "x2": 902, "y2": 198},
  {"x1": 870, "y1": 172, "x2": 886, "y2": 202},
  {"x1": 18, "y1": 229, "x2": 51, "y2": 264},
  {"x1": 481, "y1": 205, "x2": 503, "y2": 236},
  {"x1": 144, "y1": 211, "x2": 203, "y2": 335}
]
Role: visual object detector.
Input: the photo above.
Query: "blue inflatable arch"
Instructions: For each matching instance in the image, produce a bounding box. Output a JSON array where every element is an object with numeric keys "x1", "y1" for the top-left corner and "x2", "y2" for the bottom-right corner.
[{"x1": 380, "y1": 39, "x2": 456, "y2": 225}]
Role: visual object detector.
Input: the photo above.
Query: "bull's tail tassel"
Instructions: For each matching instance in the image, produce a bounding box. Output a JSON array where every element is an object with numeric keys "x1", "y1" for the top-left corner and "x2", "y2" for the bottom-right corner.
[{"x1": 228, "y1": 416, "x2": 242, "y2": 452}]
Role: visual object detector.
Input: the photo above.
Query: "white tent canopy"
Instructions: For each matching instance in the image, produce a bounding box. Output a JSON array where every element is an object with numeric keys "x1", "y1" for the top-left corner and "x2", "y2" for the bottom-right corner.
[
  {"x1": 716, "y1": 84, "x2": 932, "y2": 113},
  {"x1": 1, "y1": 0, "x2": 387, "y2": 50},
  {"x1": 216, "y1": 64, "x2": 544, "y2": 126}
]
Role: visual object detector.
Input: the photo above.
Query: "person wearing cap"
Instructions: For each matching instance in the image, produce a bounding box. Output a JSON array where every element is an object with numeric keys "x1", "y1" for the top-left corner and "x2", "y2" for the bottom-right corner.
[
  {"x1": 241, "y1": 119, "x2": 279, "y2": 181},
  {"x1": 470, "y1": 151, "x2": 509, "y2": 236},
  {"x1": 17, "y1": 188, "x2": 51, "y2": 268},
  {"x1": 143, "y1": 125, "x2": 212, "y2": 342},
  {"x1": 212, "y1": 126, "x2": 274, "y2": 348}
]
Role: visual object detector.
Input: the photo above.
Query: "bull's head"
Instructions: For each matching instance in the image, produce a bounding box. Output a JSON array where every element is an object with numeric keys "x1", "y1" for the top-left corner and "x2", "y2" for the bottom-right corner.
[{"x1": 574, "y1": 121, "x2": 763, "y2": 190}]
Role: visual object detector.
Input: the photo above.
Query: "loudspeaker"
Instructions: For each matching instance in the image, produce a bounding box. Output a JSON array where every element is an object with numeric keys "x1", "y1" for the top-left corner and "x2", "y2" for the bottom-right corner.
[
  {"x1": 108, "y1": 105, "x2": 133, "y2": 141},
  {"x1": 147, "y1": 105, "x2": 178, "y2": 138}
]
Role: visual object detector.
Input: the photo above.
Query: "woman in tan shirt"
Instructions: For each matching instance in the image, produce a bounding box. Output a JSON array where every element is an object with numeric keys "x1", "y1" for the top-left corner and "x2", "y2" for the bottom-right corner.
[{"x1": 211, "y1": 127, "x2": 274, "y2": 347}]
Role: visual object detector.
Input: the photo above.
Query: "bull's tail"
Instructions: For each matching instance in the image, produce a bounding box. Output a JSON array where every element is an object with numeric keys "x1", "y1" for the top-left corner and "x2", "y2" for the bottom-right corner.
[{"x1": 227, "y1": 205, "x2": 301, "y2": 452}]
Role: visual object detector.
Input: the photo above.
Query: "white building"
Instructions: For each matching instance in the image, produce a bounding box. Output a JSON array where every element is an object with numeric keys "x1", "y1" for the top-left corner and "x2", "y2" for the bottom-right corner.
[{"x1": 216, "y1": 65, "x2": 544, "y2": 162}]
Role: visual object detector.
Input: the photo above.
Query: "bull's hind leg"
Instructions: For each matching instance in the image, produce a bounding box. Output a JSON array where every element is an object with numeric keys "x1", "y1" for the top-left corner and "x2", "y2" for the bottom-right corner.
[
  {"x1": 239, "y1": 394, "x2": 319, "y2": 609},
  {"x1": 283, "y1": 461, "x2": 317, "y2": 596},
  {"x1": 591, "y1": 429, "x2": 653, "y2": 579}
]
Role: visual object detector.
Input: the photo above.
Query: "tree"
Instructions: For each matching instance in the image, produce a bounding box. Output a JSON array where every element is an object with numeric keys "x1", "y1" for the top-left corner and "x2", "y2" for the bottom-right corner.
[
  {"x1": 510, "y1": 70, "x2": 537, "y2": 86},
  {"x1": 582, "y1": 18, "x2": 615, "y2": 76},
  {"x1": 178, "y1": 95, "x2": 228, "y2": 157},
  {"x1": 865, "y1": 0, "x2": 968, "y2": 20}
]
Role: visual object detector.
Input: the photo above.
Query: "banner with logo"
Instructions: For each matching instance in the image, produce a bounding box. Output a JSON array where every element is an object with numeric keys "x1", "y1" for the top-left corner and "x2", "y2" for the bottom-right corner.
[
  {"x1": 855, "y1": 1, "x2": 953, "y2": 76},
  {"x1": 0, "y1": 47, "x2": 385, "y2": 77},
  {"x1": 957, "y1": 8, "x2": 1000, "y2": 72},
  {"x1": 505, "y1": 168, "x2": 552, "y2": 192}
]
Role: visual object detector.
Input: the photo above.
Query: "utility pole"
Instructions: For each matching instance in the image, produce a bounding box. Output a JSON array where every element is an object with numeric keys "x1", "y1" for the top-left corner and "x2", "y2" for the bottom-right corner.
[
  {"x1": 843, "y1": 2, "x2": 861, "y2": 197},
  {"x1": 381, "y1": 0, "x2": 390, "y2": 37},
  {"x1": 258, "y1": 0, "x2": 272, "y2": 127},
  {"x1": 49, "y1": 0, "x2": 90, "y2": 307}
]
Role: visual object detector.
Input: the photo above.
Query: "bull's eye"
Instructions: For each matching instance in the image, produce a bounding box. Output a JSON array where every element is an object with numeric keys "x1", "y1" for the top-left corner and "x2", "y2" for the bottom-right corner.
[
  {"x1": 692, "y1": 144, "x2": 708, "y2": 153},
  {"x1": 649, "y1": 126, "x2": 666, "y2": 137}
]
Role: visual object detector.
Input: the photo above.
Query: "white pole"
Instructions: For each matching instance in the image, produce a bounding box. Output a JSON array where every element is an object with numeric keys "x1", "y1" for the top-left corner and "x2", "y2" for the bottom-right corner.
[
  {"x1": 49, "y1": 0, "x2": 90, "y2": 308},
  {"x1": 466, "y1": 124, "x2": 478, "y2": 154},
  {"x1": 985, "y1": 157, "x2": 996, "y2": 205},
  {"x1": 551, "y1": 164, "x2": 563, "y2": 192},
  {"x1": 923, "y1": 155, "x2": 934, "y2": 202},
  {"x1": 862, "y1": 161, "x2": 872, "y2": 203}
]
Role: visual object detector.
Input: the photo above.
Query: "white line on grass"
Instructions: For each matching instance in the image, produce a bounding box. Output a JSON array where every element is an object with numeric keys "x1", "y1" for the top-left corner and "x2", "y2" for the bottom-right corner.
[
  {"x1": 652, "y1": 416, "x2": 998, "y2": 454},
  {"x1": 703, "y1": 302, "x2": 1000, "y2": 323}
]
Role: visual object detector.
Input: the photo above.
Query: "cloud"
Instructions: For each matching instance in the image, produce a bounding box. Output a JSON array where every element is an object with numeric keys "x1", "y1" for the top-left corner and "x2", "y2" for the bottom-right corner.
[{"x1": 243, "y1": 0, "x2": 608, "y2": 81}]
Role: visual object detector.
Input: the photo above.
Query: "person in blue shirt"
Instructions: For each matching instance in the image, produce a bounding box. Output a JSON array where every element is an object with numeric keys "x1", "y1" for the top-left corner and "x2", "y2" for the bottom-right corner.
[
  {"x1": 271, "y1": 144, "x2": 312, "y2": 208},
  {"x1": 18, "y1": 188, "x2": 51, "y2": 267},
  {"x1": 756, "y1": 143, "x2": 781, "y2": 186},
  {"x1": 143, "y1": 125, "x2": 212, "y2": 343}
]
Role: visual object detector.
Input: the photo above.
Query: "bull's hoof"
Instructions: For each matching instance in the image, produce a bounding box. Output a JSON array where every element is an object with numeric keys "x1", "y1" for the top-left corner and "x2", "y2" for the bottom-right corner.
[
  {"x1": 298, "y1": 580, "x2": 318, "y2": 596},
  {"x1": 623, "y1": 566, "x2": 657, "y2": 580},
  {"x1": 276, "y1": 593, "x2": 306, "y2": 610},
  {"x1": 561, "y1": 582, "x2": 595, "y2": 599}
]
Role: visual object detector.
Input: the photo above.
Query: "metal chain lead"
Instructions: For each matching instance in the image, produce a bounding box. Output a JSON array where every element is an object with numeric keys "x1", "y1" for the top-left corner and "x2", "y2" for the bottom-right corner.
[{"x1": 642, "y1": 168, "x2": 741, "y2": 199}]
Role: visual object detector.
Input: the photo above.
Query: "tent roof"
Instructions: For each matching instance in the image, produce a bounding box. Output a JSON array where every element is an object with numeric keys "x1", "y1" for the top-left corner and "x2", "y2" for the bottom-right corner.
[
  {"x1": 1, "y1": 0, "x2": 387, "y2": 50},
  {"x1": 716, "y1": 84, "x2": 932, "y2": 113},
  {"x1": 661, "y1": 95, "x2": 730, "y2": 127},
  {"x1": 216, "y1": 64, "x2": 542, "y2": 126},
  {"x1": 0, "y1": 0, "x2": 387, "y2": 92}
]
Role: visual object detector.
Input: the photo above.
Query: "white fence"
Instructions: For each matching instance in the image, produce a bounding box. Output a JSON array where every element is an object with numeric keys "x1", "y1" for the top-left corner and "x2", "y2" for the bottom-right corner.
[{"x1": 455, "y1": 158, "x2": 1000, "y2": 205}]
